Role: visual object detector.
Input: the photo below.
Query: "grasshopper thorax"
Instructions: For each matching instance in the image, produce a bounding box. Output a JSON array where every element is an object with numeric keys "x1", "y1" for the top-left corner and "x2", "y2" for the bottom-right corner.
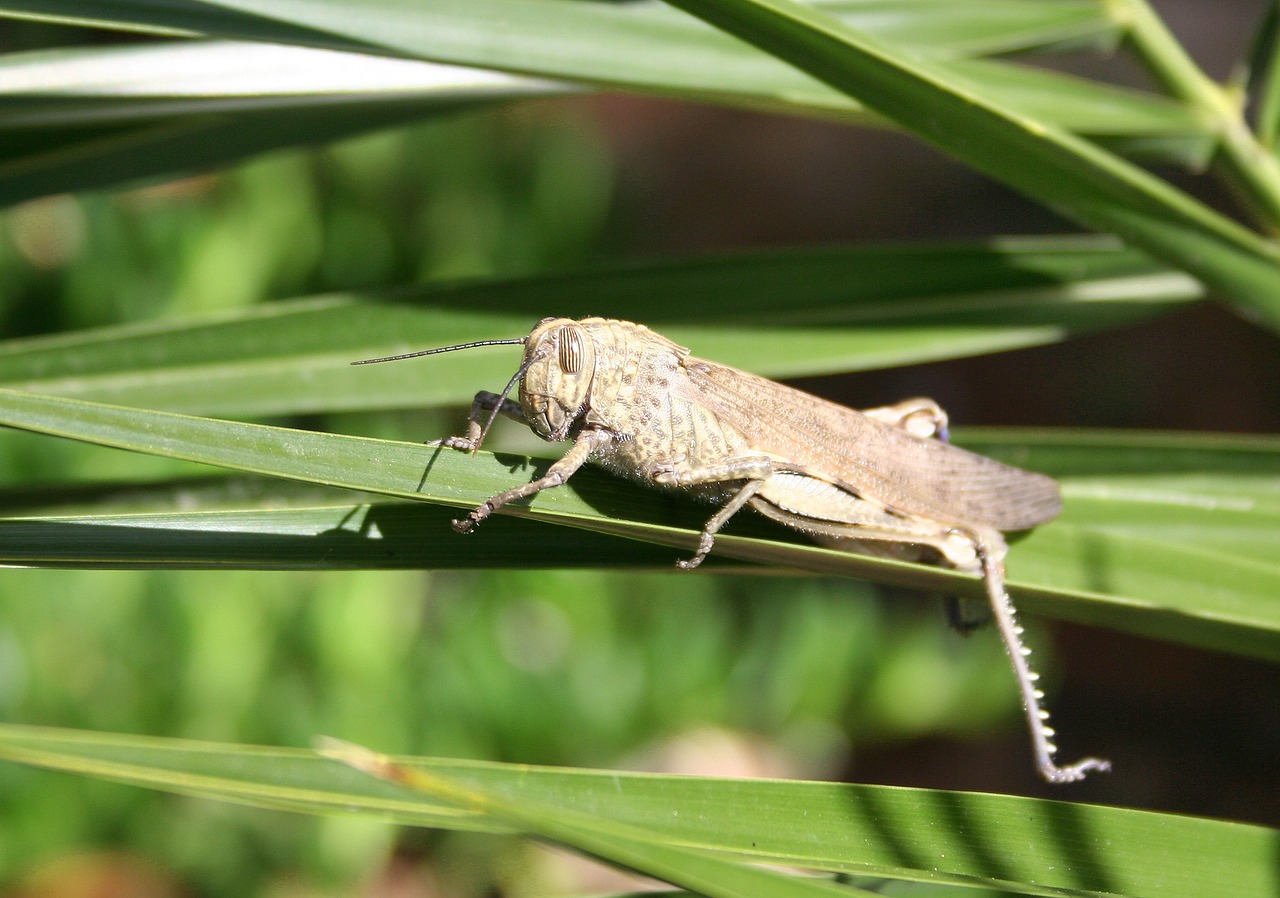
[{"x1": 519, "y1": 317, "x2": 598, "y2": 442}]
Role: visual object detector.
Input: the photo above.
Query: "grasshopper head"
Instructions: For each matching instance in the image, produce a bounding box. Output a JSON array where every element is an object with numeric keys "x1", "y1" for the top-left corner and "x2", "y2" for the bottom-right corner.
[{"x1": 519, "y1": 318, "x2": 597, "y2": 441}]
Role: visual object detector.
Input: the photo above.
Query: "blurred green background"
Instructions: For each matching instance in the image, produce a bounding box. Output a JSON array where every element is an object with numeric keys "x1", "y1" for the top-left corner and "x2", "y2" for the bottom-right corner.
[
  {"x1": 0, "y1": 38, "x2": 1023, "y2": 898},
  {"x1": 1, "y1": 9, "x2": 1278, "y2": 898}
]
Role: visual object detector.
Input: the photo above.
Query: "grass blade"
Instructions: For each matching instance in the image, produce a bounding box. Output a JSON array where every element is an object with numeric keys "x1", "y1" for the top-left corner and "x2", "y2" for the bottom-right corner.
[
  {"x1": 0, "y1": 41, "x2": 563, "y2": 205},
  {"x1": 0, "y1": 724, "x2": 1275, "y2": 898},
  {"x1": 0, "y1": 238, "x2": 1200, "y2": 416},
  {"x1": 657, "y1": 0, "x2": 1280, "y2": 329},
  {"x1": 318, "y1": 738, "x2": 883, "y2": 898},
  {"x1": 0, "y1": 390, "x2": 1276, "y2": 659}
]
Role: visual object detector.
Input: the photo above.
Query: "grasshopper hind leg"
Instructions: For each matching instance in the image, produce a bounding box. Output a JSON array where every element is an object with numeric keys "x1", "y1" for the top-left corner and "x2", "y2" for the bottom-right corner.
[{"x1": 965, "y1": 529, "x2": 1111, "y2": 784}]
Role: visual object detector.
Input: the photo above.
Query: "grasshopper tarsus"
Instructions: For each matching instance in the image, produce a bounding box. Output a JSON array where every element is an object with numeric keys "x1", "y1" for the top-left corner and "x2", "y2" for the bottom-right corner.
[
  {"x1": 676, "y1": 479, "x2": 766, "y2": 571},
  {"x1": 675, "y1": 530, "x2": 718, "y2": 569},
  {"x1": 361, "y1": 317, "x2": 1106, "y2": 783},
  {"x1": 1043, "y1": 756, "x2": 1112, "y2": 784},
  {"x1": 970, "y1": 530, "x2": 1109, "y2": 783},
  {"x1": 428, "y1": 436, "x2": 480, "y2": 452}
]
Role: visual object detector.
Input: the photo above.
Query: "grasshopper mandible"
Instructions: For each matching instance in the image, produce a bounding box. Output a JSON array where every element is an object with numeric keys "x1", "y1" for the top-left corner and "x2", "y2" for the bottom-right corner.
[{"x1": 355, "y1": 316, "x2": 1109, "y2": 783}]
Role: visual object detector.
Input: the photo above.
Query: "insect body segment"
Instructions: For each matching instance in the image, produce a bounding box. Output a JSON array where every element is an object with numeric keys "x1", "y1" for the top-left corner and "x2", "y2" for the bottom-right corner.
[{"x1": 355, "y1": 316, "x2": 1108, "y2": 784}]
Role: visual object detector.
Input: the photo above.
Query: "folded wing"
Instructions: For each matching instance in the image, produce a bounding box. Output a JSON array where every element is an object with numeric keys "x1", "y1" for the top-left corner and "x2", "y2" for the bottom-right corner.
[{"x1": 677, "y1": 358, "x2": 1061, "y2": 532}]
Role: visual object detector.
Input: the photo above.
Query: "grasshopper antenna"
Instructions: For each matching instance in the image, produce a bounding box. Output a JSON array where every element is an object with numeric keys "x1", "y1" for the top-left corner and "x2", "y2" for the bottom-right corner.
[
  {"x1": 351, "y1": 337, "x2": 527, "y2": 366},
  {"x1": 352, "y1": 335, "x2": 538, "y2": 454},
  {"x1": 474, "y1": 345, "x2": 545, "y2": 449}
]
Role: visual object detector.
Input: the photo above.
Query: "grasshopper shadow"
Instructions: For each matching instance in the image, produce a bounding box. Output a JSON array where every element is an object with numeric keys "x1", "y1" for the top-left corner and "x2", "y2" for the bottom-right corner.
[{"x1": 846, "y1": 785, "x2": 1123, "y2": 895}]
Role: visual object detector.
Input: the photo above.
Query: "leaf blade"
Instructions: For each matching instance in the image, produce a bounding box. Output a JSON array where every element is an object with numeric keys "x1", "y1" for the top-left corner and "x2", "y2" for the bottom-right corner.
[
  {"x1": 0, "y1": 238, "x2": 1201, "y2": 416},
  {"x1": 0, "y1": 390, "x2": 1276, "y2": 660},
  {"x1": 656, "y1": 0, "x2": 1280, "y2": 329},
  {"x1": 0, "y1": 724, "x2": 1276, "y2": 898}
]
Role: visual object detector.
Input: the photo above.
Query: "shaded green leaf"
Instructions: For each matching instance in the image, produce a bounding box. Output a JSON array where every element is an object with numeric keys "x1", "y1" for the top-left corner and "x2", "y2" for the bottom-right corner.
[
  {"x1": 1246, "y1": 0, "x2": 1280, "y2": 147},
  {"x1": 0, "y1": 237, "x2": 1201, "y2": 416},
  {"x1": 0, "y1": 492, "x2": 710, "y2": 572}
]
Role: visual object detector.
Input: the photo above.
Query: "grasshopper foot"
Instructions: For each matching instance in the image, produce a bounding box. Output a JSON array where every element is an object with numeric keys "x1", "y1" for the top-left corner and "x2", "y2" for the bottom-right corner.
[
  {"x1": 1041, "y1": 756, "x2": 1111, "y2": 784},
  {"x1": 676, "y1": 533, "x2": 716, "y2": 570},
  {"x1": 451, "y1": 503, "x2": 493, "y2": 533},
  {"x1": 429, "y1": 437, "x2": 479, "y2": 452}
]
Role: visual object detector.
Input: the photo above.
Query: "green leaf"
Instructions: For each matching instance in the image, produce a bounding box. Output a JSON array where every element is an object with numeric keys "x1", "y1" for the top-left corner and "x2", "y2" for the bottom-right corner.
[
  {"x1": 0, "y1": 41, "x2": 565, "y2": 206},
  {"x1": 655, "y1": 0, "x2": 1280, "y2": 330},
  {"x1": 0, "y1": 491, "x2": 705, "y2": 572},
  {"x1": 962, "y1": 429, "x2": 1280, "y2": 659},
  {"x1": 0, "y1": 389, "x2": 1276, "y2": 661},
  {"x1": 0, "y1": 237, "x2": 1200, "y2": 416},
  {"x1": 1245, "y1": 0, "x2": 1280, "y2": 147},
  {"x1": 318, "y1": 738, "x2": 881, "y2": 898},
  {"x1": 0, "y1": 1, "x2": 1212, "y2": 204},
  {"x1": 0, "y1": 724, "x2": 1275, "y2": 898},
  {"x1": 0, "y1": 0, "x2": 1121, "y2": 60}
]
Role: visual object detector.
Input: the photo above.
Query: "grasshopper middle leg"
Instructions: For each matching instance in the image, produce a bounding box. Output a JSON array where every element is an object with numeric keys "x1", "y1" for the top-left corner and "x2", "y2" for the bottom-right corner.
[
  {"x1": 644, "y1": 454, "x2": 776, "y2": 569},
  {"x1": 861, "y1": 397, "x2": 949, "y2": 441}
]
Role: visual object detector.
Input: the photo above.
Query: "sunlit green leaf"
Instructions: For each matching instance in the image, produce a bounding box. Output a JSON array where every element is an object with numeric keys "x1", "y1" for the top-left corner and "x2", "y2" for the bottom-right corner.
[
  {"x1": 0, "y1": 0, "x2": 1212, "y2": 204},
  {"x1": 319, "y1": 737, "x2": 880, "y2": 898},
  {"x1": 0, "y1": 41, "x2": 565, "y2": 205},
  {"x1": 0, "y1": 724, "x2": 1274, "y2": 898},
  {"x1": 0, "y1": 390, "x2": 1276, "y2": 660},
  {"x1": 657, "y1": 0, "x2": 1280, "y2": 330}
]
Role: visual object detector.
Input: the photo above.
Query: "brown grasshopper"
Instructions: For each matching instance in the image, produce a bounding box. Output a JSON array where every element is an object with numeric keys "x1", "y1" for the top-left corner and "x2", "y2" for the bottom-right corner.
[{"x1": 355, "y1": 316, "x2": 1109, "y2": 783}]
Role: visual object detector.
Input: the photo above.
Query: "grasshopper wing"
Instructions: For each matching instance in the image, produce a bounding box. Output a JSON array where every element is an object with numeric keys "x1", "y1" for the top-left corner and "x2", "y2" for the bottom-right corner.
[{"x1": 678, "y1": 357, "x2": 1061, "y2": 531}]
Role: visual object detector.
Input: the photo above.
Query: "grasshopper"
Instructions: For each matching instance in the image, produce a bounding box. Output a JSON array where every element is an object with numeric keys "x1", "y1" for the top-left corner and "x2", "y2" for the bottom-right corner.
[{"x1": 355, "y1": 317, "x2": 1109, "y2": 783}]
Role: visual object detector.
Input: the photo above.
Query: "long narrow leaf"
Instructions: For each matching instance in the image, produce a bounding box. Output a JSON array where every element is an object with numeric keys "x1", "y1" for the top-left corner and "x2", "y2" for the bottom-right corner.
[
  {"x1": 0, "y1": 41, "x2": 564, "y2": 205},
  {"x1": 0, "y1": 497, "x2": 715, "y2": 572},
  {"x1": 0, "y1": 0, "x2": 1212, "y2": 204},
  {"x1": 0, "y1": 725, "x2": 1275, "y2": 898},
  {"x1": 1247, "y1": 0, "x2": 1280, "y2": 147},
  {"x1": 0, "y1": 238, "x2": 1201, "y2": 416},
  {"x1": 0, "y1": 390, "x2": 1276, "y2": 660},
  {"x1": 657, "y1": 0, "x2": 1280, "y2": 329},
  {"x1": 0, "y1": 0, "x2": 1120, "y2": 59},
  {"x1": 319, "y1": 738, "x2": 883, "y2": 898}
]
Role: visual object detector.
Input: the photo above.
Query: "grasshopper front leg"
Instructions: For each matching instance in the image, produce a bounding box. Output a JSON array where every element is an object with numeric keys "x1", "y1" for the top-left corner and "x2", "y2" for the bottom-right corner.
[
  {"x1": 429, "y1": 390, "x2": 528, "y2": 453},
  {"x1": 446, "y1": 428, "x2": 614, "y2": 532}
]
